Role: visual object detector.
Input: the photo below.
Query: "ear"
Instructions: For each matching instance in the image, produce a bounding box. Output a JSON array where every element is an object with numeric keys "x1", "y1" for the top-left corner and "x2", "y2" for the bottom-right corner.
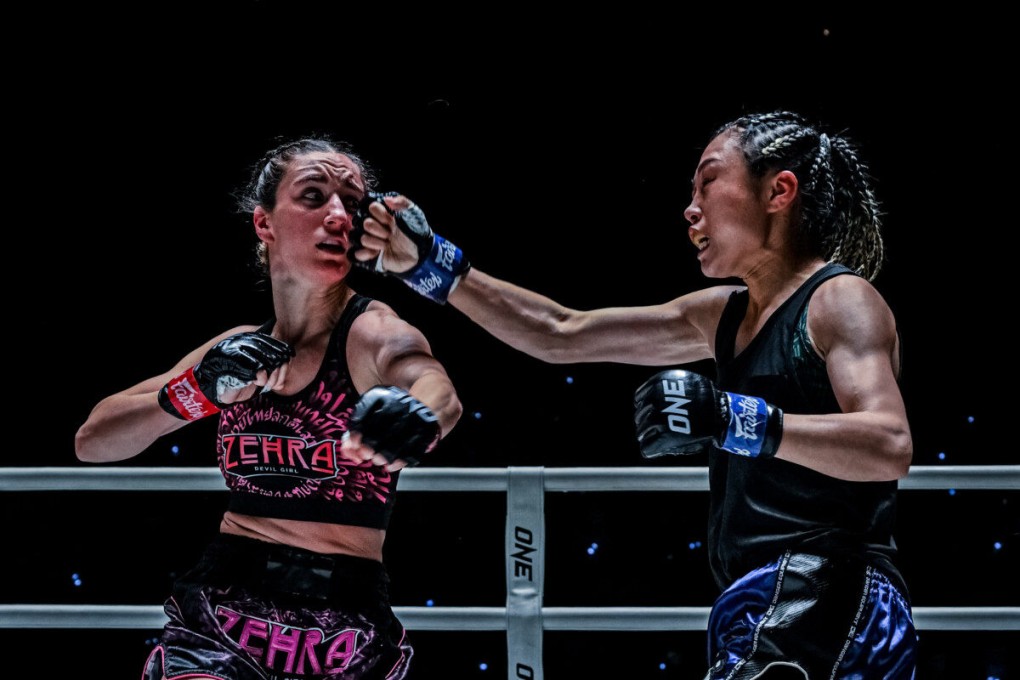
[
  {"x1": 765, "y1": 170, "x2": 798, "y2": 214},
  {"x1": 253, "y1": 206, "x2": 273, "y2": 244}
]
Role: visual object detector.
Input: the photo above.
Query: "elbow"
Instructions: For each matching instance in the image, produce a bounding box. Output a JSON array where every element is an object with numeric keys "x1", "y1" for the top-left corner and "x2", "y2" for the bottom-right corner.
[
  {"x1": 531, "y1": 317, "x2": 583, "y2": 364},
  {"x1": 74, "y1": 423, "x2": 102, "y2": 463},
  {"x1": 884, "y1": 428, "x2": 913, "y2": 480},
  {"x1": 439, "y1": 393, "x2": 464, "y2": 438}
]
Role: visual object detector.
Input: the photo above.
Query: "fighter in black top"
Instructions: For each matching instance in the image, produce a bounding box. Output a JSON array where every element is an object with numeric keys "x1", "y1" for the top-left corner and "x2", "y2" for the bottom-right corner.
[{"x1": 352, "y1": 111, "x2": 917, "y2": 678}]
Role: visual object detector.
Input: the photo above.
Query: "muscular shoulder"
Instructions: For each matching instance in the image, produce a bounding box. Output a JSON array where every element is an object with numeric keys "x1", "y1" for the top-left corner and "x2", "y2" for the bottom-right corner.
[
  {"x1": 675, "y1": 284, "x2": 745, "y2": 339},
  {"x1": 807, "y1": 274, "x2": 897, "y2": 359},
  {"x1": 347, "y1": 299, "x2": 431, "y2": 359},
  {"x1": 348, "y1": 299, "x2": 416, "y2": 345},
  {"x1": 345, "y1": 299, "x2": 436, "y2": 391}
]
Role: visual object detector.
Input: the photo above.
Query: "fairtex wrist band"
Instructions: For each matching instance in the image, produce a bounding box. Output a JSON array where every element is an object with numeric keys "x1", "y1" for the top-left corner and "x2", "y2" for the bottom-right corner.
[
  {"x1": 399, "y1": 234, "x2": 470, "y2": 304},
  {"x1": 158, "y1": 366, "x2": 221, "y2": 421},
  {"x1": 720, "y1": 392, "x2": 770, "y2": 458}
]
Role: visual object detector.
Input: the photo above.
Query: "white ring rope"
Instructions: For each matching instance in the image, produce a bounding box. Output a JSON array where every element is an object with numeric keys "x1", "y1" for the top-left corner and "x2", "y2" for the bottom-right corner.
[
  {"x1": 2, "y1": 465, "x2": 1018, "y2": 492},
  {"x1": 1, "y1": 604, "x2": 1017, "y2": 631},
  {"x1": 2, "y1": 465, "x2": 1017, "y2": 645}
]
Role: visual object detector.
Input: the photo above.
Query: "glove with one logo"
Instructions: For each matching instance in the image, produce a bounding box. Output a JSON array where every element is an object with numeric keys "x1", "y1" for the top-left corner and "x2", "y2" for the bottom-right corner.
[{"x1": 634, "y1": 369, "x2": 783, "y2": 459}]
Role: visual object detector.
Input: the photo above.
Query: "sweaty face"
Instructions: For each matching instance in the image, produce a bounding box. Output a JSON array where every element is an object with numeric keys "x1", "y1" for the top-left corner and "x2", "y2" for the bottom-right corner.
[
  {"x1": 263, "y1": 151, "x2": 367, "y2": 283},
  {"x1": 683, "y1": 132, "x2": 771, "y2": 280}
]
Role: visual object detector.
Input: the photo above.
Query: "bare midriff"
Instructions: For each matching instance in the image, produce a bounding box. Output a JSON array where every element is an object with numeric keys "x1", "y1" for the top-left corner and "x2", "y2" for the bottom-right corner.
[{"x1": 220, "y1": 511, "x2": 385, "y2": 562}]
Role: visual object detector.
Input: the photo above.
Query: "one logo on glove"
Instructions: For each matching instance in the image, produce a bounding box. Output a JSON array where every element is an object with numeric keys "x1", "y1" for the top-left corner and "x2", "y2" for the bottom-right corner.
[
  {"x1": 399, "y1": 393, "x2": 439, "y2": 423},
  {"x1": 659, "y1": 376, "x2": 693, "y2": 434}
]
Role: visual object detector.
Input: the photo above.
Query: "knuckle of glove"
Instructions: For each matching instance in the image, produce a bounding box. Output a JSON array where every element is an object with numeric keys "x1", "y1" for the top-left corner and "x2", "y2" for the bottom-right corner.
[
  {"x1": 349, "y1": 191, "x2": 400, "y2": 268},
  {"x1": 395, "y1": 203, "x2": 432, "y2": 239},
  {"x1": 633, "y1": 369, "x2": 713, "y2": 458},
  {"x1": 349, "y1": 386, "x2": 440, "y2": 466},
  {"x1": 354, "y1": 191, "x2": 398, "y2": 227}
]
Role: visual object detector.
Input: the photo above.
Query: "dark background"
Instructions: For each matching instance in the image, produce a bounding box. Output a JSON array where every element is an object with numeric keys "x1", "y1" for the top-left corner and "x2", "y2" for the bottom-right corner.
[{"x1": 3, "y1": 5, "x2": 1015, "y2": 678}]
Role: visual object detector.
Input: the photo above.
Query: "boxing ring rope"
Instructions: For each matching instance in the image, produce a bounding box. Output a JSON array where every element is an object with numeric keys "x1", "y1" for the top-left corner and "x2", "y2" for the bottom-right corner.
[{"x1": 3, "y1": 465, "x2": 1019, "y2": 680}]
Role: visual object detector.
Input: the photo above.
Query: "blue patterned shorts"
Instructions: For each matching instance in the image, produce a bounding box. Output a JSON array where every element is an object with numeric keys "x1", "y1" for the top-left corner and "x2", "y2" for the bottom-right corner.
[{"x1": 706, "y1": 551, "x2": 916, "y2": 679}]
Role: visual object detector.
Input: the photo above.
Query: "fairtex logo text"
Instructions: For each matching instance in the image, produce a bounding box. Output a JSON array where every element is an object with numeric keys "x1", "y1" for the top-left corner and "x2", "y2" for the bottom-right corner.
[
  {"x1": 732, "y1": 395, "x2": 762, "y2": 441},
  {"x1": 412, "y1": 272, "x2": 445, "y2": 295},
  {"x1": 435, "y1": 238, "x2": 458, "y2": 271},
  {"x1": 170, "y1": 377, "x2": 211, "y2": 420}
]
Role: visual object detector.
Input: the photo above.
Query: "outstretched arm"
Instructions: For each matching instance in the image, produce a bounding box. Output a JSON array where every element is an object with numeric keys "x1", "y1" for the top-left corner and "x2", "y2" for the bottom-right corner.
[
  {"x1": 449, "y1": 267, "x2": 732, "y2": 366},
  {"x1": 74, "y1": 325, "x2": 293, "y2": 463},
  {"x1": 351, "y1": 192, "x2": 735, "y2": 366}
]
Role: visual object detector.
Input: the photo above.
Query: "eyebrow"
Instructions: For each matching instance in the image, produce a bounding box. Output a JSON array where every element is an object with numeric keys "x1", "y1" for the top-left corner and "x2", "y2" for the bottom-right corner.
[
  {"x1": 292, "y1": 171, "x2": 363, "y2": 191},
  {"x1": 693, "y1": 157, "x2": 721, "y2": 178},
  {"x1": 689, "y1": 158, "x2": 722, "y2": 196}
]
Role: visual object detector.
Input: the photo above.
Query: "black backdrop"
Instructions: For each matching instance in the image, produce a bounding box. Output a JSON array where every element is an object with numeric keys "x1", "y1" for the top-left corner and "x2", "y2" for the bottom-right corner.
[{"x1": 4, "y1": 5, "x2": 1015, "y2": 678}]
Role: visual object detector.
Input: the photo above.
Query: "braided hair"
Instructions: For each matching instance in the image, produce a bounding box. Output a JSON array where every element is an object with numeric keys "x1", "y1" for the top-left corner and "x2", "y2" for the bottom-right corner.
[
  {"x1": 236, "y1": 137, "x2": 378, "y2": 275},
  {"x1": 714, "y1": 111, "x2": 884, "y2": 280}
]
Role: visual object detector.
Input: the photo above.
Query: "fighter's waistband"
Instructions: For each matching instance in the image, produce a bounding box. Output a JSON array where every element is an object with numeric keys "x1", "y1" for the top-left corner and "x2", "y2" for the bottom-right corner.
[
  {"x1": 733, "y1": 550, "x2": 910, "y2": 603},
  {"x1": 186, "y1": 533, "x2": 391, "y2": 607}
]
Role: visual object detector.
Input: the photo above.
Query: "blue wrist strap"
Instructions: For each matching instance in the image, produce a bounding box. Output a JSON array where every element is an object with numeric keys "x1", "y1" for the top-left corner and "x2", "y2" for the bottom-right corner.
[
  {"x1": 399, "y1": 234, "x2": 468, "y2": 304},
  {"x1": 720, "y1": 392, "x2": 770, "y2": 457}
]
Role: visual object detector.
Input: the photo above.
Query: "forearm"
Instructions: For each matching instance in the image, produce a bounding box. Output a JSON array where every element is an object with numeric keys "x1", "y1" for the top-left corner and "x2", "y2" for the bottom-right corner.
[
  {"x1": 75, "y1": 392, "x2": 187, "y2": 463},
  {"x1": 448, "y1": 268, "x2": 581, "y2": 362},
  {"x1": 775, "y1": 412, "x2": 912, "y2": 481},
  {"x1": 407, "y1": 371, "x2": 463, "y2": 439}
]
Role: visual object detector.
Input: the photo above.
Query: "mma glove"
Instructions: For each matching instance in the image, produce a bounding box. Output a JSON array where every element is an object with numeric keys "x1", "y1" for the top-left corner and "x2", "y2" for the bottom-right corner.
[
  {"x1": 349, "y1": 191, "x2": 470, "y2": 304},
  {"x1": 347, "y1": 385, "x2": 441, "y2": 466},
  {"x1": 634, "y1": 369, "x2": 783, "y2": 459},
  {"x1": 158, "y1": 332, "x2": 295, "y2": 420}
]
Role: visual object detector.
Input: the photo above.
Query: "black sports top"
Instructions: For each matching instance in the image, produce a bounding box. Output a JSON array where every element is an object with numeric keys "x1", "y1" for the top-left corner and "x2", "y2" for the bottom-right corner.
[
  {"x1": 215, "y1": 294, "x2": 400, "y2": 530},
  {"x1": 709, "y1": 263, "x2": 906, "y2": 595}
]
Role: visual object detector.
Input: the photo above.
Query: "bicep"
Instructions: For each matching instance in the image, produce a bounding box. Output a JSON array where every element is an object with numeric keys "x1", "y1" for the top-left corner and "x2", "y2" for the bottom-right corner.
[
  {"x1": 347, "y1": 310, "x2": 449, "y2": 392},
  {"x1": 811, "y1": 281, "x2": 905, "y2": 417}
]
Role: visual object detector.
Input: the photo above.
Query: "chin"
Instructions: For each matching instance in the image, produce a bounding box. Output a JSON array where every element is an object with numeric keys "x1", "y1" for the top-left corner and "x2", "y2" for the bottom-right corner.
[
  {"x1": 310, "y1": 260, "x2": 351, "y2": 284},
  {"x1": 699, "y1": 261, "x2": 733, "y2": 281}
]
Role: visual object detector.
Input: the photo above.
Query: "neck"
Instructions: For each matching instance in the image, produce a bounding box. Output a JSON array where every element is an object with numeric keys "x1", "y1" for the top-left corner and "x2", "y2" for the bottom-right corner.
[
  {"x1": 269, "y1": 281, "x2": 352, "y2": 343},
  {"x1": 742, "y1": 256, "x2": 826, "y2": 311}
]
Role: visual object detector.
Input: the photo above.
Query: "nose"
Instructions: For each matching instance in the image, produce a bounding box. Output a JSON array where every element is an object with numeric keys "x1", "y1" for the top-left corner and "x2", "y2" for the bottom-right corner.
[
  {"x1": 683, "y1": 200, "x2": 700, "y2": 227},
  {"x1": 324, "y1": 195, "x2": 351, "y2": 231},
  {"x1": 685, "y1": 201, "x2": 703, "y2": 245}
]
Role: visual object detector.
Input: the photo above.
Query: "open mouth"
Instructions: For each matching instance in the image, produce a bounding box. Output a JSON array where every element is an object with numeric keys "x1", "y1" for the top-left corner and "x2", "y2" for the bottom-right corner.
[{"x1": 317, "y1": 243, "x2": 347, "y2": 255}]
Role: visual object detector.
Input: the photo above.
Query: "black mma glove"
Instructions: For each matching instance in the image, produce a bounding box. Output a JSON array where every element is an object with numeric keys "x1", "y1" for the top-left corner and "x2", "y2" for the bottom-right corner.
[
  {"x1": 158, "y1": 332, "x2": 295, "y2": 420},
  {"x1": 634, "y1": 369, "x2": 783, "y2": 459},
  {"x1": 349, "y1": 191, "x2": 470, "y2": 304},
  {"x1": 347, "y1": 385, "x2": 441, "y2": 466}
]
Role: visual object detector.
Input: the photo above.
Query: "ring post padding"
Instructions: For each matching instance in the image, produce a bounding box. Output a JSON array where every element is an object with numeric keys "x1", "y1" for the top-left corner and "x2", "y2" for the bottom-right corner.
[{"x1": 506, "y1": 467, "x2": 544, "y2": 680}]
